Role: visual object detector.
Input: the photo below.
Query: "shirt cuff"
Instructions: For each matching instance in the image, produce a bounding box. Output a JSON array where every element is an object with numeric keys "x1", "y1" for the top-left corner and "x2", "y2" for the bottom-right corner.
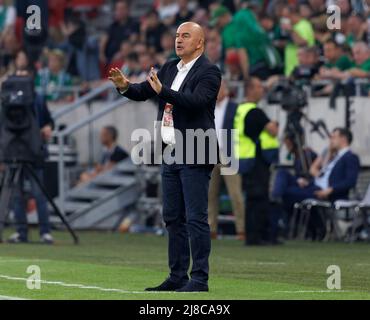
[{"x1": 117, "y1": 86, "x2": 129, "y2": 95}]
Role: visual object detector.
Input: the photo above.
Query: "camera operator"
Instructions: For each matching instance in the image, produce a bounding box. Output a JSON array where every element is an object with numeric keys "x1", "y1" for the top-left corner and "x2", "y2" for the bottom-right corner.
[
  {"x1": 7, "y1": 69, "x2": 54, "y2": 244},
  {"x1": 234, "y1": 77, "x2": 279, "y2": 245}
]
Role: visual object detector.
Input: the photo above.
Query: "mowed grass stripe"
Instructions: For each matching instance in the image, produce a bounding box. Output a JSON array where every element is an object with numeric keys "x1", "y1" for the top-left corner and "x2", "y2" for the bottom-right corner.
[{"x1": 0, "y1": 231, "x2": 370, "y2": 299}]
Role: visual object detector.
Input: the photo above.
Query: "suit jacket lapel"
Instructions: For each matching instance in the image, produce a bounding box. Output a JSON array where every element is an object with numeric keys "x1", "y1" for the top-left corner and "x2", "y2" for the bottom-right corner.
[{"x1": 178, "y1": 54, "x2": 206, "y2": 92}]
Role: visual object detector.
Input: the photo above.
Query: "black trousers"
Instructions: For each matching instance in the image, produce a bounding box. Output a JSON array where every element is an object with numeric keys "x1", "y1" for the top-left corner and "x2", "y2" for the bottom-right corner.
[
  {"x1": 242, "y1": 159, "x2": 271, "y2": 245},
  {"x1": 161, "y1": 163, "x2": 213, "y2": 285}
]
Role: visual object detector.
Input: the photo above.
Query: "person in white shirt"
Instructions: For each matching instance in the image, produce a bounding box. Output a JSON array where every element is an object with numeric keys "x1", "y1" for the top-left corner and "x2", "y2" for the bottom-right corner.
[{"x1": 208, "y1": 80, "x2": 245, "y2": 240}]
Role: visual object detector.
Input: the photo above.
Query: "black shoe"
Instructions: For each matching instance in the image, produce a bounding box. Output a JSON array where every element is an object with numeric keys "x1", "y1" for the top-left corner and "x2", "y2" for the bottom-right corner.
[
  {"x1": 145, "y1": 278, "x2": 188, "y2": 291},
  {"x1": 176, "y1": 281, "x2": 209, "y2": 292}
]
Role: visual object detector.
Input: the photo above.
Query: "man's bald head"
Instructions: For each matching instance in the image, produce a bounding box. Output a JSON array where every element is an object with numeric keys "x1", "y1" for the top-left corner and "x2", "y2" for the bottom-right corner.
[{"x1": 175, "y1": 22, "x2": 205, "y2": 63}]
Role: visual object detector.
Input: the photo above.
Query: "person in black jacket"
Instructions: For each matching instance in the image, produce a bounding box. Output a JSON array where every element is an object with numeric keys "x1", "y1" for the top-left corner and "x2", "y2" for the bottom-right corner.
[
  {"x1": 7, "y1": 70, "x2": 54, "y2": 245},
  {"x1": 109, "y1": 22, "x2": 221, "y2": 292}
]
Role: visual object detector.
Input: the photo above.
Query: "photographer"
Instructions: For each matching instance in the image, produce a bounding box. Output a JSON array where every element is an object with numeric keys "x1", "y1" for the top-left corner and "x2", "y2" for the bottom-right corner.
[
  {"x1": 234, "y1": 77, "x2": 279, "y2": 245},
  {"x1": 7, "y1": 69, "x2": 54, "y2": 244}
]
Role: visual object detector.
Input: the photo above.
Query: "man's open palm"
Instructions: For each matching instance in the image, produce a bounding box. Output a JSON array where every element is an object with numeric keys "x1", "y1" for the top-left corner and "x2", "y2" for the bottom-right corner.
[{"x1": 108, "y1": 68, "x2": 130, "y2": 91}]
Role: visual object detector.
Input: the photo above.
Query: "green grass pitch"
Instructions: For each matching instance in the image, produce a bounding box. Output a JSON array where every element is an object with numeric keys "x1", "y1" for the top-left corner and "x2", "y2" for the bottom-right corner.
[{"x1": 0, "y1": 230, "x2": 370, "y2": 300}]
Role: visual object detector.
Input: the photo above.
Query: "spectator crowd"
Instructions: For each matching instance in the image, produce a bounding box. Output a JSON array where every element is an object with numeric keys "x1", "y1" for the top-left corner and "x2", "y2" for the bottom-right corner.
[{"x1": 0, "y1": 0, "x2": 369, "y2": 103}]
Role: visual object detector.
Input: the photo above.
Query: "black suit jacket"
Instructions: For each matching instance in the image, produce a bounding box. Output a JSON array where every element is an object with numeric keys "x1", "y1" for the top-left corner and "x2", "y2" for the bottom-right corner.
[{"x1": 120, "y1": 54, "x2": 222, "y2": 165}]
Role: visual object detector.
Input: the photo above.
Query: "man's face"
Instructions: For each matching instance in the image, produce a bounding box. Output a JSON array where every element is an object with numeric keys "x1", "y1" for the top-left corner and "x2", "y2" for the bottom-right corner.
[
  {"x1": 100, "y1": 129, "x2": 111, "y2": 146},
  {"x1": 347, "y1": 16, "x2": 362, "y2": 33},
  {"x1": 250, "y1": 79, "x2": 264, "y2": 101},
  {"x1": 115, "y1": 2, "x2": 129, "y2": 22},
  {"x1": 352, "y1": 46, "x2": 369, "y2": 65},
  {"x1": 324, "y1": 43, "x2": 338, "y2": 61},
  {"x1": 175, "y1": 24, "x2": 202, "y2": 59},
  {"x1": 330, "y1": 130, "x2": 346, "y2": 150},
  {"x1": 48, "y1": 54, "x2": 62, "y2": 73}
]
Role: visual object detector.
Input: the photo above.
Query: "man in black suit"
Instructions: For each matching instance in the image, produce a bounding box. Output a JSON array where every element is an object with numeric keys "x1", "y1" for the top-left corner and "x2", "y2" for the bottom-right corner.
[{"x1": 109, "y1": 22, "x2": 221, "y2": 292}]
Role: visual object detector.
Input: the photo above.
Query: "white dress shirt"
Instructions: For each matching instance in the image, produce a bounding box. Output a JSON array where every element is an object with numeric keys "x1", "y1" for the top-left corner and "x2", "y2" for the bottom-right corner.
[
  {"x1": 315, "y1": 147, "x2": 350, "y2": 190},
  {"x1": 214, "y1": 97, "x2": 229, "y2": 150},
  {"x1": 161, "y1": 54, "x2": 202, "y2": 145}
]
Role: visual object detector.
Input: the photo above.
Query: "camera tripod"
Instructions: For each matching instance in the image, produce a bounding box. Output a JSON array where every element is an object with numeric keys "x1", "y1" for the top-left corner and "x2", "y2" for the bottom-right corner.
[
  {"x1": 286, "y1": 110, "x2": 331, "y2": 177},
  {"x1": 0, "y1": 161, "x2": 79, "y2": 244}
]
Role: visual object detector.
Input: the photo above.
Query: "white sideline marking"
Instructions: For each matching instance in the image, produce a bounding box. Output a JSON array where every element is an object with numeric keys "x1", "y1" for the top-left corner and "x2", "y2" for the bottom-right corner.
[
  {"x1": 275, "y1": 290, "x2": 351, "y2": 293},
  {"x1": 0, "y1": 274, "x2": 169, "y2": 295},
  {"x1": 0, "y1": 295, "x2": 26, "y2": 300}
]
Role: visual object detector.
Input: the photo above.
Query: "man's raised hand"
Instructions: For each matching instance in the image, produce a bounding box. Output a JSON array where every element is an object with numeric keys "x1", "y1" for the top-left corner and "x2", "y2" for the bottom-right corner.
[{"x1": 108, "y1": 67, "x2": 130, "y2": 92}]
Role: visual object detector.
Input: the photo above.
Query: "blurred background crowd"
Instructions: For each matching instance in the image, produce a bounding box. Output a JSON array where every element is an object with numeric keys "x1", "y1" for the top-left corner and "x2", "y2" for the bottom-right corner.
[{"x1": 0, "y1": 0, "x2": 369, "y2": 104}]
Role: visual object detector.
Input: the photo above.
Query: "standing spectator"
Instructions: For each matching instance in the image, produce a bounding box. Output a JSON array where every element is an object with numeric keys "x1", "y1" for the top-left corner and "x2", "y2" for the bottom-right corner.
[
  {"x1": 8, "y1": 70, "x2": 55, "y2": 245},
  {"x1": 173, "y1": 0, "x2": 194, "y2": 27},
  {"x1": 208, "y1": 80, "x2": 245, "y2": 241},
  {"x1": 16, "y1": 0, "x2": 48, "y2": 69},
  {"x1": 156, "y1": 30, "x2": 177, "y2": 66},
  {"x1": 140, "y1": 9, "x2": 168, "y2": 54},
  {"x1": 346, "y1": 13, "x2": 368, "y2": 48},
  {"x1": 60, "y1": 14, "x2": 101, "y2": 82},
  {"x1": 281, "y1": 5, "x2": 315, "y2": 76},
  {"x1": 100, "y1": 1, "x2": 139, "y2": 65},
  {"x1": 212, "y1": 3, "x2": 281, "y2": 80},
  {"x1": 0, "y1": 0, "x2": 16, "y2": 34},
  {"x1": 157, "y1": 0, "x2": 179, "y2": 26},
  {"x1": 35, "y1": 49, "x2": 73, "y2": 103},
  {"x1": 205, "y1": 28, "x2": 222, "y2": 68},
  {"x1": 234, "y1": 77, "x2": 279, "y2": 245}
]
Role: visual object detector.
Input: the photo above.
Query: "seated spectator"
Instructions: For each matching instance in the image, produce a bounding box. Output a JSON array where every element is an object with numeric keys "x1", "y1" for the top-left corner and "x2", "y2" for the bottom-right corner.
[
  {"x1": 291, "y1": 46, "x2": 321, "y2": 81},
  {"x1": 273, "y1": 128, "x2": 360, "y2": 211},
  {"x1": 173, "y1": 0, "x2": 194, "y2": 27},
  {"x1": 272, "y1": 132, "x2": 318, "y2": 199},
  {"x1": 0, "y1": 48, "x2": 30, "y2": 85},
  {"x1": 35, "y1": 49, "x2": 73, "y2": 103},
  {"x1": 322, "y1": 42, "x2": 370, "y2": 95},
  {"x1": 346, "y1": 12, "x2": 368, "y2": 48},
  {"x1": 320, "y1": 40, "x2": 353, "y2": 72},
  {"x1": 100, "y1": 1, "x2": 139, "y2": 66},
  {"x1": 79, "y1": 126, "x2": 129, "y2": 184},
  {"x1": 281, "y1": 4, "x2": 315, "y2": 76}
]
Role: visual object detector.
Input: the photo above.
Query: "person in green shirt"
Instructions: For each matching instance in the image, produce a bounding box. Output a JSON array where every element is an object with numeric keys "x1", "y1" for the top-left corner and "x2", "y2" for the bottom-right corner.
[
  {"x1": 281, "y1": 5, "x2": 315, "y2": 76},
  {"x1": 211, "y1": 3, "x2": 281, "y2": 80},
  {"x1": 35, "y1": 49, "x2": 73, "y2": 103},
  {"x1": 320, "y1": 42, "x2": 370, "y2": 96},
  {"x1": 322, "y1": 40, "x2": 353, "y2": 70}
]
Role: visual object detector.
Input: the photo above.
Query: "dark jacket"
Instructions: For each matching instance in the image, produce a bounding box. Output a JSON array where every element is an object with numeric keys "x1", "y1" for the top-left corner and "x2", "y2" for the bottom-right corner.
[
  {"x1": 220, "y1": 100, "x2": 238, "y2": 158},
  {"x1": 329, "y1": 150, "x2": 360, "y2": 200},
  {"x1": 120, "y1": 54, "x2": 222, "y2": 165}
]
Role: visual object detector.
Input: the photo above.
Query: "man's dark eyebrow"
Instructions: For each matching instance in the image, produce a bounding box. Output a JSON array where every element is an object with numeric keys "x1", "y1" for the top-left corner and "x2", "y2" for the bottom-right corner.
[{"x1": 176, "y1": 32, "x2": 191, "y2": 36}]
